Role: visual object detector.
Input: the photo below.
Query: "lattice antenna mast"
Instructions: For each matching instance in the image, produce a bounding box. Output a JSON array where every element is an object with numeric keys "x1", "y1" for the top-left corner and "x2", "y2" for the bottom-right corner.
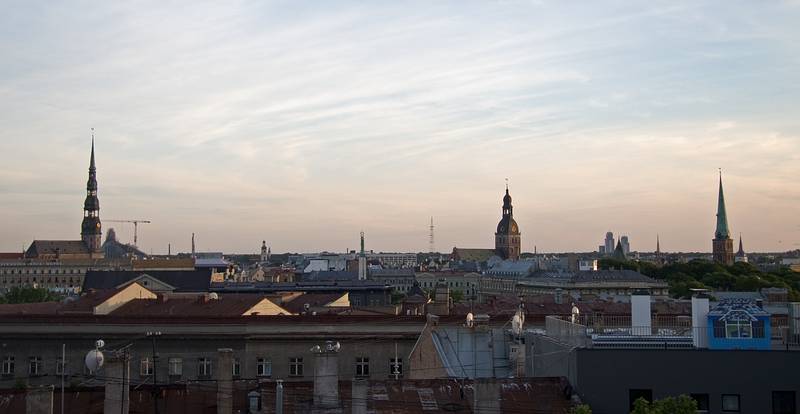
[{"x1": 429, "y1": 217, "x2": 435, "y2": 253}]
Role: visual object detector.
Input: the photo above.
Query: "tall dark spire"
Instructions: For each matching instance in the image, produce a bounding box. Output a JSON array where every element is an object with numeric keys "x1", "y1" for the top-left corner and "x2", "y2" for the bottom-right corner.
[
  {"x1": 712, "y1": 170, "x2": 734, "y2": 265},
  {"x1": 81, "y1": 130, "x2": 102, "y2": 253},
  {"x1": 90, "y1": 133, "x2": 96, "y2": 171},
  {"x1": 613, "y1": 239, "x2": 627, "y2": 260},
  {"x1": 737, "y1": 234, "x2": 745, "y2": 255},
  {"x1": 715, "y1": 170, "x2": 730, "y2": 239}
]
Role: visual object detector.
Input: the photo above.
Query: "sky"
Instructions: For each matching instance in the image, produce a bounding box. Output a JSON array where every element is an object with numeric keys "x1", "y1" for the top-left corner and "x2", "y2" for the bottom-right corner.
[{"x1": 1, "y1": 1, "x2": 799, "y2": 255}]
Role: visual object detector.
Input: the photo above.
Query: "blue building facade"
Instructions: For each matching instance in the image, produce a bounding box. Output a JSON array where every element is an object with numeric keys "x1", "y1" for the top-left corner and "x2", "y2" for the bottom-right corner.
[{"x1": 707, "y1": 298, "x2": 771, "y2": 350}]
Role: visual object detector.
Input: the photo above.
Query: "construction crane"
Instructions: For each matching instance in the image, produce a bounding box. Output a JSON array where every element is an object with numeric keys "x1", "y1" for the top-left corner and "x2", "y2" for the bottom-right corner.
[{"x1": 105, "y1": 220, "x2": 151, "y2": 246}]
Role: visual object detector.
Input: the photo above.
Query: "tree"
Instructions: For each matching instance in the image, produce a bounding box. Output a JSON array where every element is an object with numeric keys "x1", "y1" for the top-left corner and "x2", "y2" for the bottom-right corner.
[
  {"x1": 0, "y1": 287, "x2": 63, "y2": 304},
  {"x1": 390, "y1": 292, "x2": 406, "y2": 304},
  {"x1": 571, "y1": 404, "x2": 592, "y2": 414},
  {"x1": 630, "y1": 395, "x2": 697, "y2": 414},
  {"x1": 449, "y1": 289, "x2": 464, "y2": 303}
]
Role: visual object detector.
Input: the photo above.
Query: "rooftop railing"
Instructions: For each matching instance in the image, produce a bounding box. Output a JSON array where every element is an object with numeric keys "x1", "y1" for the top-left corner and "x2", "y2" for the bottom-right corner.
[{"x1": 544, "y1": 315, "x2": 800, "y2": 350}]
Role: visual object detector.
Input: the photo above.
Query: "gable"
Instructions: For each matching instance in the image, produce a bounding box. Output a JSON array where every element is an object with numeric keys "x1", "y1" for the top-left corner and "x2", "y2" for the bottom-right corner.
[
  {"x1": 94, "y1": 282, "x2": 157, "y2": 315},
  {"x1": 243, "y1": 298, "x2": 294, "y2": 316},
  {"x1": 123, "y1": 274, "x2": 177, "y2": 292}
]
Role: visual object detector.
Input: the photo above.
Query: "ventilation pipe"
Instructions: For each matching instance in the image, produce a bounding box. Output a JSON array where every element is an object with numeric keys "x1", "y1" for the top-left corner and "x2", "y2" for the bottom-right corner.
[
  {"x1": 691, "y1": 290, "x2": 710, "y2": 348},
  {"x1": 631, "y1": 290, "x2": 652, "y2": 336}
]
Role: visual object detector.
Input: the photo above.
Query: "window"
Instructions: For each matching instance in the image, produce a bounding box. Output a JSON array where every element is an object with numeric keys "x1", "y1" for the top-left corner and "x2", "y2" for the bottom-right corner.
[
  {"x1": 289, "y1": 358, "x2": 303, "y2": 377},
  {"x1": 355, "y1": 357, "x2": 369, "y2": 377},
  {"x1": 691, "y1": 394, "x2": 710, "y2": 413},
  {"x1": 29, "y1": 357, "x2": 41, "y2": 376},
  {"x1": 725, "y1": 321, "x2": 752, "y2": 338},
  {"x1": 389, "y1": 358, "x2": 403, "y2": 378},
  {"x1": 722, "y1": 394, "x2": 741, "y2": 412},
  {"x1": 140, "y1": 358, "x2": 153, "y2": 376},
  {"x1": 56, "y1": 358, "x2": 66, "y2": 376},
  {"x1": 2, "y1": 356, "x2": 14, "y2": 375},
  {"x1": 629, "y1": 389, "x2": 652, "y2": 411},
  {"x1": 232, "y1": 358, "x2": 241, "y2": 377},
  {"x1": 256, "y1": 358, "x2": 271, "y2": 377},
  {"x1": 773, "y1": 391, "x2": 796, "y2": 414},
  {"x1": 198, "y1": 358, "x2": 212, "y2": 377},
  {"x1": 168, "y1": 358, "x2": 182, "y2": 377}
]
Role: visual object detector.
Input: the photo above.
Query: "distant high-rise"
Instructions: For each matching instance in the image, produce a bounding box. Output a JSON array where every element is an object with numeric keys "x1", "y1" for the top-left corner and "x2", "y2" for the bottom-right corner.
[
  {"x1": 735, "y1": 234, "x2": 748, "y2": 263},
  {"x1": 604, "y1": 232, "x2": 615, "y2": 256},
  {"x1": 495, "y1": 184, "x2": 521, "y2": 260},
  {"x1": 712, "y1": 172, "x2": 734, "y2": 266},
  {"x1": 80, "y1": 135, "x2": 102, "y2": 253},
  {"x1": 620, "y1": 236, "x2": 630, "y2": 255}
]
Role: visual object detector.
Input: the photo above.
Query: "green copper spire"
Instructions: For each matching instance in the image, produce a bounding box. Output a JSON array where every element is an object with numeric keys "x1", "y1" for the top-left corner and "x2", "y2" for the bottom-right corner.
[{"x1": 715, "y1": 171, "x2": 730, "y2": 240}]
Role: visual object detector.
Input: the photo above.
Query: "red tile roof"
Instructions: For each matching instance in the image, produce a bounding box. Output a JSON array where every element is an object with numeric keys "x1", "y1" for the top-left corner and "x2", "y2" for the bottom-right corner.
[
  {"x1": 0, "y1": 302, "x2": 62, "y2": 315},
  {"x1": 281, "y1": 292, "x2": 347, "y2": 314},
  {"x1": 110, "y1": 293, "x2": 279, "y2": 317}
]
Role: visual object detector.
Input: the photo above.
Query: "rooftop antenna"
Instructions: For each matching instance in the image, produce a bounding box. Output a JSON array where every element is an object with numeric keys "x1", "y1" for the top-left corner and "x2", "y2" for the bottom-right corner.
[{"x1": 428, "y1": 217, "x2": 435, "y2": 253}]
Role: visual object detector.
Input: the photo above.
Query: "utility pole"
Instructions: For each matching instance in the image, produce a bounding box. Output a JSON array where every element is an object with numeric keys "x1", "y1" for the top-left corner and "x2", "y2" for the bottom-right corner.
[{"x1": 146, "y1": 331, "x2": 162, "y2": 414}]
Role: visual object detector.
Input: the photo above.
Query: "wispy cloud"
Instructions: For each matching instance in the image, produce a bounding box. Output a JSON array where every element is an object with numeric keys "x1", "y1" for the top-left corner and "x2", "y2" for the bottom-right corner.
[{"x1": 0, "y1": 1, "x2": 798, "y2": 253}]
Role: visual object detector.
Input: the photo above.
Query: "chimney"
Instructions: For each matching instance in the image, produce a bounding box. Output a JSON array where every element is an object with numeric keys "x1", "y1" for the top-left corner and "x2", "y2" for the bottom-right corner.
[
  {"x1": 216, "y1": 349, "x2": 233, "y2": 414},
  {"x1": 313, "y1": 341, "x2": 340, "y2": 409},
  {"x1": 630, "y1": 290, "x2": 651, "y2": 336},
  {"x1": 473, "y1": 379, "x2": 501, "y2": 414},
  {"x1": 691, "y1": 292, "x2": 710, "y2": 348},
  {"x1": 26, "y1": 386, "x2": 54, "y2": 414},
  {"x1": 103, "y1": 354, "x2": 130, "y2": 414},
  {"x1": 275, "y1": 380, "x2": 284, "y2": 414},
  {"x1": 352, "y1": 378, "x2": 368, "y2": 414}
]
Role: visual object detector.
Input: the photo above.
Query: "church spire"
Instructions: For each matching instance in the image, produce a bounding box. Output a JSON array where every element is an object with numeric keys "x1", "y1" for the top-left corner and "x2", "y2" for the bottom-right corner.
[
  {"x1": 89, "y1": 130, "x2": 96, "y2": 172},
  {"x1": 715, "y1": 170, "x2": 730, "y2": 240},
  {"x1": 81, "y1": 130, "x2": 102, "y2": 253}
]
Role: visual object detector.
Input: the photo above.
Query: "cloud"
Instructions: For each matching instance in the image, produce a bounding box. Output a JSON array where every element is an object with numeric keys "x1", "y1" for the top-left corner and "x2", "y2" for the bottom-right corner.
[{"x1": 0, "y1": 1, "x2": 799, "y2": 253}]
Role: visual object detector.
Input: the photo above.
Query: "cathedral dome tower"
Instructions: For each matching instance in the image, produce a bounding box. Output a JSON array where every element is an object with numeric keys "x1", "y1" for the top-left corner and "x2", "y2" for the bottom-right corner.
[{"x1": 495, "y1": 184, "x2": 521, "y2": 260}]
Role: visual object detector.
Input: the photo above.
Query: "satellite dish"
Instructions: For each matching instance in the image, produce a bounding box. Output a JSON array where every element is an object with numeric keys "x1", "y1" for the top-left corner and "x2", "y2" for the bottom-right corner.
[
  {"x1": 466, "y1": 312, "x2": 474, "y2": 328},
  {"x1": 333, "y1": 342, "x2": 341, "y2": 352},
  {"x1": 208, "y1": 292, "x2": 219, "y2": 300},
  {"x1": 85, "y1": 349, "x2": 104, "y2": 373}
]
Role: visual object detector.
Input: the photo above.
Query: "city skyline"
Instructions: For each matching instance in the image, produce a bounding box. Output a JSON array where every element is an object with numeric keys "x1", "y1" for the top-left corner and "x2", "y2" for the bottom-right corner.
[{"x1": 1, "y1": 1, "x2": 799, "y2": 253}]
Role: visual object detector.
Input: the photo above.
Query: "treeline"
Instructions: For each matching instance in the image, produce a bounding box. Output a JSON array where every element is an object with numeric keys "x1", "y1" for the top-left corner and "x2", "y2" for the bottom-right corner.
[
  {"x1": 0, "y1": 286, "x2": 64, "y2": 304},
  {"x1": 598, "y1": 258, "x2": 800, "y2": 301}
]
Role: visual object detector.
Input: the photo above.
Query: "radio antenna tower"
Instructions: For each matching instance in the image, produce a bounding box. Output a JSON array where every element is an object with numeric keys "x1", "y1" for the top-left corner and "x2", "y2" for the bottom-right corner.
[{"x1": 429, "y1": 216, "x2": 435, "y2": 253}]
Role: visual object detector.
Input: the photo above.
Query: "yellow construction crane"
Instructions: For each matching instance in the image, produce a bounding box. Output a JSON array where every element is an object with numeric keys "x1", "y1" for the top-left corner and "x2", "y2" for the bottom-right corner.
[{"x1": 106, "y1": 220, "x2": 151, "y2": 246}]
